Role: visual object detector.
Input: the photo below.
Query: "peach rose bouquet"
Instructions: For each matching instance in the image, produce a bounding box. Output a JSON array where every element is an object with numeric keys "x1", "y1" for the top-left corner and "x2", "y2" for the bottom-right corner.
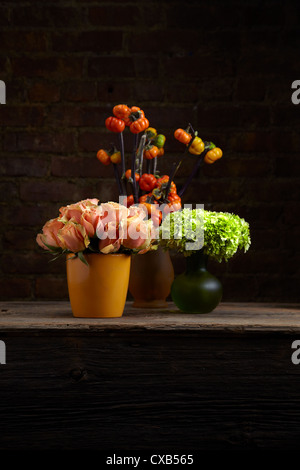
[{"x1": 36, "y1": 198, "x2": 158, "y2": 264}]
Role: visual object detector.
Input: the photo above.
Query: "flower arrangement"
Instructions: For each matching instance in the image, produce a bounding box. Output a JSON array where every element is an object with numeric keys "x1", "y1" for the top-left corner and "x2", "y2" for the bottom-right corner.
[
  {"x1": 159, "y1": 208, "x2": 251, "y2": 263},
  {"x1": 36, "y1": 198, "x2": 157, "y2": 264},
  {"x1": 96, "y1": 104, "x2": 223, "y2": 224}
]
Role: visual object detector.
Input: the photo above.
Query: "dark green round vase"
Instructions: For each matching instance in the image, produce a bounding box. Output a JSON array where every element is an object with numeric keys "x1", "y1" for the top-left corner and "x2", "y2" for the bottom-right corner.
[{"x1": 171, "y1": 249, "x2": 222, "y2": 314}]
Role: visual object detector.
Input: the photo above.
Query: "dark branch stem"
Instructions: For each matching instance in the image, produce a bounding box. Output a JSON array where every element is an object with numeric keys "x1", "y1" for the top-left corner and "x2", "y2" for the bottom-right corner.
[
  {"x1": 112, "y1": 163, "x2": 122, "y2": 196},
  {"x1": 163, "y1": 123, "x2": 196, "y2": 200},
  {"x1": 131, "y1": 133, "x2": 139, "y2": 203},
  {"x1": 136, "y1": 133, "x2": 147, "y2": 176},
  {"x1": 118, "y1": 132, "x2": 127, "y2": 195},
  {"x1": 153, "y1": 156, "x2": 157, "y2": 175},
  {"x1": 178, "y1": 152, "x2": 207, "y2": 198}
]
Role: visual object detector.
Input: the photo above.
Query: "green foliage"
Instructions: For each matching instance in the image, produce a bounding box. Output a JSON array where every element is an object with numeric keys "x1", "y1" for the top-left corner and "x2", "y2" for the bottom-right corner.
[{"x1": 159, "y1": 208, "x2": 251, "y2": 263}]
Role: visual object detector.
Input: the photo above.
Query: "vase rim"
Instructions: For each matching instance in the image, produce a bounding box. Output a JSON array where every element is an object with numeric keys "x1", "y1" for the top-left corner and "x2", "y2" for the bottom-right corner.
[{"x1": 66, "y1": 252, "x2": 131, "y2": 258}]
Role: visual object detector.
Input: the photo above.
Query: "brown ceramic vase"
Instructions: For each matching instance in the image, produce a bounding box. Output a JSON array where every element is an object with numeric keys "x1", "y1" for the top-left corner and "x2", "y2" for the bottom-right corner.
[{"x1": 128, "y1": 246, "x2": 174, "y2": 308}]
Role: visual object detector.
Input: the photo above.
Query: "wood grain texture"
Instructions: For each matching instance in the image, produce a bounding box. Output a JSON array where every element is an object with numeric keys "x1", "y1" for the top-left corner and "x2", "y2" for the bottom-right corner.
[
  {"x1": 1, "y1": 301, "x2": 300, "y2": 333},
  {"x1": 0, "y1": 301, "x2": 300, "y2": 451}
]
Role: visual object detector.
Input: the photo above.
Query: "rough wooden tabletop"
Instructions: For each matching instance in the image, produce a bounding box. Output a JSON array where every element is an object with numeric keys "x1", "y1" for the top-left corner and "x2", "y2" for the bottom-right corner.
[{"x1": 1, "y1": 301, "x2": 300, "y2": 332}]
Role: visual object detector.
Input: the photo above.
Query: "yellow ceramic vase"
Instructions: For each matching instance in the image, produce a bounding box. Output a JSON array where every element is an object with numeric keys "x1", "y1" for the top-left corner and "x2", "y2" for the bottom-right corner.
[{"x1": 66, "y1": 253, "x2": 131, "y2": 318}]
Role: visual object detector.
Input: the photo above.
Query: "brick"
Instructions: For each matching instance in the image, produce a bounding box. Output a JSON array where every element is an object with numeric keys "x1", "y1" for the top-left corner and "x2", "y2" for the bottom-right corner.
[
  {"x1": 28, "y1": 82, "x2": 60, "y2": 103},
  {"x1": 267, "y1": 80, "x2": 294, "y2": 104},
  {"x1": 20, "y1": 180, "x2": 86, "y2": 203},
  {"x1": 282, "y1": 29, "x2": 300, "y2": 48},
  {"x1": 11, "y1": 58, "x2": 84, "y2": 79},
  {"x1": 11, "y1": 6, "x2": 84, "y2": 28},
  {"x1": 88, "y1": 57, "x2": 135, "y2": 78},
  {"x1": 238, "y1": 51, "x2": 297, "y2": 78},
  {"x1": 282, "y1": 228, "x2": 300, "y2": 251},
  {"x1": 241, "y1": 30, "x2": 281, "y2": 53},
  {"x1": 272, "y1": 105, "x2": 300, "y2": 127},
  {"x1": 270, "y1": 131, "x2": 300, "y2": 153},
  {"x1": 198, "y1": 104, "x2": 241, "y2": 129},
  {"x1": 0, "y1": 106, "x2": 44, "y2": 127},
  {"x1": 167, "y1": 78, "x2": 234, "y2": 104},
  {"x1": 246, "y1": 179, "x2": 300, "y2": 202},
  {"x1": 35, "y1": 277, "x2": 68, "y2": 299},
  {"x1": 228, "y1": 250, "x2": 281, "y2": 275},
  {"x1": 164, "y1": 56, "x2": 233, "y2": 80},
  {"x1": 0, "y1": 58, "x2": 7, "y2": 76},
  {"x1": 258, "y1": 276, "x2": 300, "y2": 302},
  {"x1": 275, "y1": 156, "x2": 300, "y2": 177},
  {"x1": 227, "y1": 132, "x2": 273, "y2": 153},
  {"x1": 0, "y1": 156, "x2": 49, "y2": 177},
  {"x1": 78, "y1": 131, "x2": 109, "y2": 152},
  {"x1": 5, "y1": 79, "x2": 27, "y2": 104},
  {"x1": 170, "y1": 253, "x2": 188, "y2": 277},
  {"x1": 88, "y1": 5, "x2": 139, "y2": 27},
  {"x1": 165, "y1": 82, "x2": 198, "y2": 103},
  {"x1": 48, "y1": 105, "x2": 110, "y2": 127},
  {"x1": 202, "y1": 156, "x2": 272, "y2": 179},
  {"x1": 0, "y1": 278, "x2": 32, "y2": 300},
  {"x1": 3, "y1": 204, "x2": 59, "y2": 228},
  {"x1": 134, "y1": 57, "x2": 159, "y2": 79},
  {"x1": 155, "y1": 153, "x2": 196, "y2": 179},
  {"x1": 95, "y1": 179, "x2": 120, "y2": 203},
  {"x1": 52, "y1": 31, "x2": 123, "y2": 53},
  {"x1": 3, "y1": 132, "x2": 18, "y2": 152},
  {"x1": 62, "y1": 81, "x2": 97, "y2": 102},
  {"x1": 241, "y1": 5, "x2": 284, "y2": 28},
  {"x1": 0, "y1": 182, "x2": 18, "y2": 202},
  {"x1": 206, "y1": 31, "x2": 242, "y2": 57},
  {"x1": 166, "y1": 3, "x2": 240, "y2": 29},
  {"x1": 282, "y1": 202, "x2": 300, "y2": 227},
  {"x1": 134, "y1": 80, "x2": 165, "y2": 103},
  {"x1": 51, "y1": 156, "x2": 105, "y2": 178},
  {"x1": 198, "y1": 104, "x2": 270, "y2": 130},
  {"x1": 16, "y1": 132, "x2": 76, "y2": 153},
  {"x1": 97, "y1": 81, "x2": 133, "y2": 103},
  {"x1": 249, "y1": 229, "x2": 281, "y2": 251},
  {"x1": 0, "y1": 7, "x2": 10, "y2": 26},
  {"x1": 138, "y1": 2, "x2": 166, "y2": 28},
  {"x1": 128, "y1": 31, "x2": 202, "y2": 54},
  {"x1": 0, "y1": 31, "x2": 48, "y2": 53},
  {"x1": 235, "y1": 77, "x2": 266, "y2": 102},
  {"x1": 1, "y1": 252, "x2": 65, "y2": 275},
  {"x1": 181, "y1": 179, "x2": 242, "y2": 204},
  {"x1": 235, "y1": 204, "x2": 282, "y2": 231},
  {"x1": 86, "y1": 57, "x2": 158, "y2": 81},
  {"x1": 3, "y1": 229, "x2": 38, "y2": 251},
  {"x1": 221, "y1": 275, "x2": 259, "y2": 302},
  {"x1": 46, "y1": 106, "x2": 82, "y2": 127},
  {"x1": 144, "y1": 106, "x2": 195, "y2": 129},
  {"x1": 84, "y1": 126, "x2": 136, "y2": 153}
]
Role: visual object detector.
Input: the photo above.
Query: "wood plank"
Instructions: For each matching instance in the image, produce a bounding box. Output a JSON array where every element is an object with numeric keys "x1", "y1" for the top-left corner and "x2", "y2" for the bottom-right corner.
[
  {"x1": 1, "y1": 302, "x2": 300, "y2": 451},
  {"x1": 0, "y1": 301, "x2": 300, "y2": 333},
  {"x1": 0, "y1": 333, "x2": 300, "y2": 450}
]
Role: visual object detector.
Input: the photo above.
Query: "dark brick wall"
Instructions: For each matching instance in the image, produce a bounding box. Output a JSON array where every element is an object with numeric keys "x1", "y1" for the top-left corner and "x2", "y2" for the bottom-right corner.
[{"x1": 1, "y1": 0, "x2": 299, "y2": 302}]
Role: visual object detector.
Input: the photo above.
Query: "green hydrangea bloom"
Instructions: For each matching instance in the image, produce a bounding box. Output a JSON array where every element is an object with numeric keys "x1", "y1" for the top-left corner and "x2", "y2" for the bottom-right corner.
[{"x1": 159, "y1": 208, "x2": 251, "y2": 263}]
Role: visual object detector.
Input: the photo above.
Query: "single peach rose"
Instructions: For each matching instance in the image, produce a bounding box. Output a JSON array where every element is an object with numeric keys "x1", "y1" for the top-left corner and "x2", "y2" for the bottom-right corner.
[
  {"x1": 122, "y1": 216, "x2": 156, "y2": 250},
  {"x1": 36, "y1": 217, "x2": 64, "y2": 251},
  {"x1": 128, "y1": 204, "x2": 148, "y2": 220},
  {"x1": 80, "y1": 205, "x2": 103, "y2": 238},
  {"x1": 98, "y1": 221, "x2": 123, "y2": 254},
  {"x1": 59, "y1": 198, "x2": 99, "y2": 222},
  {"x1": 100, "y1": 201, "x2": 129, "y2": 227},
  {"x1": 57, "y1": 219, "x2": 90, "y2": 253}
]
